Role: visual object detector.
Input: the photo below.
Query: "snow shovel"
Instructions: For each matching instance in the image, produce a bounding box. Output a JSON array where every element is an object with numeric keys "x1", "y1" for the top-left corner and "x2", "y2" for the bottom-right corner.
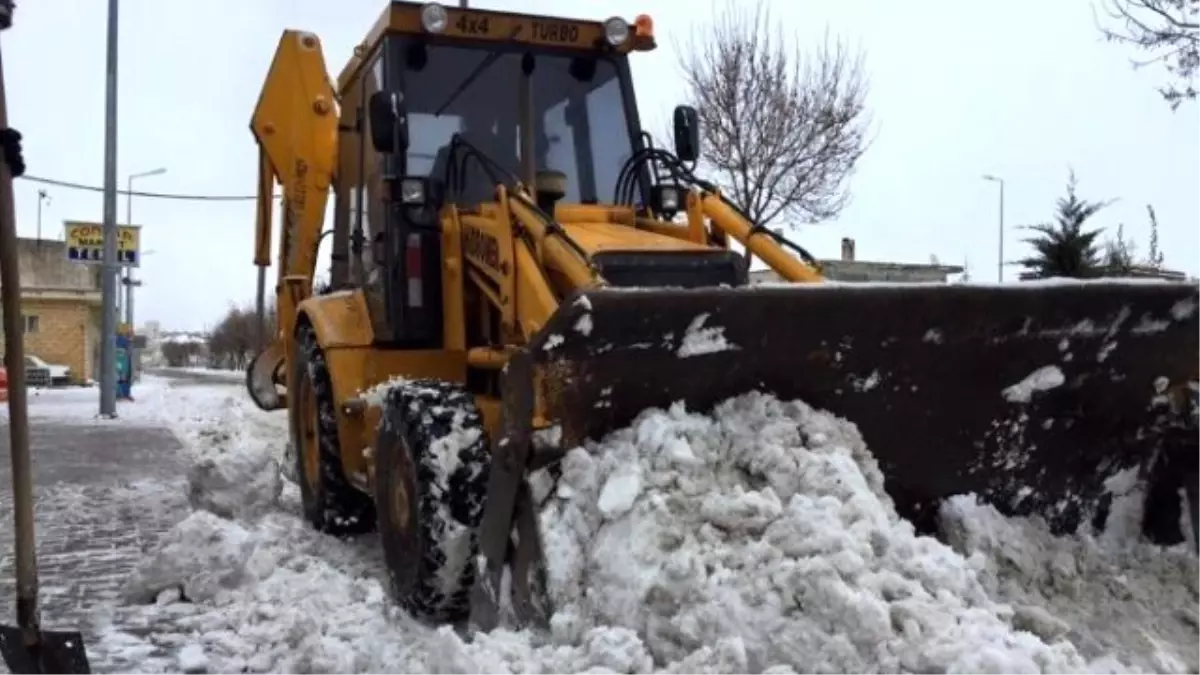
[{"x1": 0, "y1": 6, "x2": 91, "y2": 672}]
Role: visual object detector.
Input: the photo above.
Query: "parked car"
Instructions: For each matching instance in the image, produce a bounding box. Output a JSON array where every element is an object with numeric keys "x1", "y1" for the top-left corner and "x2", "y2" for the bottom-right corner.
[
  {"x1": 26, "y1": 355, "x2": 71, "y2": 386},
  {"x1": 22, "y1": 356, "x2": 49, "y2": 388}
]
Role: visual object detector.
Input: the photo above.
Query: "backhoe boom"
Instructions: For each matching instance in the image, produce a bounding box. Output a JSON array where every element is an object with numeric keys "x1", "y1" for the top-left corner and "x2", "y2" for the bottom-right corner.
[{"x1": 246, "y1": 30, "x2": 339, "y2": 411}]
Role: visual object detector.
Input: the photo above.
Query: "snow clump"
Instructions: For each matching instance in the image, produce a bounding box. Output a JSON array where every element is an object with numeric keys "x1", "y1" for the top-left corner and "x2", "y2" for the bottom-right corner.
[{"x1": 123, "y1": 510, "x2": 256, "y2": 604}]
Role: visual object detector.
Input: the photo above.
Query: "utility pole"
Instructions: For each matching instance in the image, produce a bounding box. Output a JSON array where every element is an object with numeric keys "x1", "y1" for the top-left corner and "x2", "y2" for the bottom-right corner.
[
  {"x1": 982, "y1": 174, "x2": 1005, "y2": 283},
  {"x1": 99, "y1": 0, "x2": 120, "y2": 417},
  {"x1": 0, "y1": 1, "x2": 39, "y2": 656}
]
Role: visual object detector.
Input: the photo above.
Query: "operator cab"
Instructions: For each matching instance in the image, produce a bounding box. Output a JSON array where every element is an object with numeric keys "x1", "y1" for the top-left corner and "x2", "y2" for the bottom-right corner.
[
  {"x1": 335, "y1": 3, "x2": 740, "y2": 350},
  {"x1": 383, "y1": 35, "x2": 645, "y2": 211},
  {"x1": 338, "y1": 5, "x2": 654, "y2": 348}
]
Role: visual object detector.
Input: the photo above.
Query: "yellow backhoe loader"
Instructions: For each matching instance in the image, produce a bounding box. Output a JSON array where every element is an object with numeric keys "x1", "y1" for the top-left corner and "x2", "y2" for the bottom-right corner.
[{"x1": 245, "y1": 1, "x2": 1200, "y2": 630}]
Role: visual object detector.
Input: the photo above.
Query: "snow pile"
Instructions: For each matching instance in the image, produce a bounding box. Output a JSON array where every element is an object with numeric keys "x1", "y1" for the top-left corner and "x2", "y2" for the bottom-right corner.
[
  {"x1": 535, "y1": 392, "x2": 1120, "y2": 673},
  {"x1": 107, "y1": 506, "x2": 481, "y2": 673},
  {"x1": 186, "y1": 427, "x2": 282, "y2": 522},
  {"x1": 123, "y1": 510, "x2": 257, "y2": 605},
  {"x1": 101, "y1": 387, "x2": 1194, "y2": 673},
  {"x1": 172, "y1": 392, "x2": 284, "y2": 522},
  {"x1": 939, "y1": 493, "x2": 1199, "y2": 674}
]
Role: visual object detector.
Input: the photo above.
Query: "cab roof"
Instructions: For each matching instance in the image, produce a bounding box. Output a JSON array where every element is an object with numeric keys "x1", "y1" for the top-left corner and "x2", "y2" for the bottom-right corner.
[{"x1": 336, "y1": 1, "x2": 655, "y2": 93}]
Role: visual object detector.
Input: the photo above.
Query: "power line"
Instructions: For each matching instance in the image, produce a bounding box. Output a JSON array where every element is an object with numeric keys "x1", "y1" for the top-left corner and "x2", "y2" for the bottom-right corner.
[{"x1": 17, "y1": 174, "x2": 270, "y2": 202}]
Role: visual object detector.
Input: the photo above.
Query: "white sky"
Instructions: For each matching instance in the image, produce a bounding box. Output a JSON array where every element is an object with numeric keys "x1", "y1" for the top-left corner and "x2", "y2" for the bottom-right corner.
[{"x1": 6, "y1": 0, "x2": 1198, "y2": 332}]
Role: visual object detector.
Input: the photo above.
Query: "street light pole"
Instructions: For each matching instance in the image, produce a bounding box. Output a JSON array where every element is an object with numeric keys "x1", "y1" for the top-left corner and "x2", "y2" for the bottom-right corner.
[
  {"x1": 35, "y1": 189, "x2": 48, "y2": 242},
  {"x1": 124, "y1": 168, "x2": 165, "y2": 329},
  {"x1": 982, "y1": 174, "x2": 1005, "y2": 283},
  {"x1": 99, "y1": 0, "x2": 120, "y2": 418},
  {"x1": 123, "y1": 169, "x2": 164, "y2": 385}
]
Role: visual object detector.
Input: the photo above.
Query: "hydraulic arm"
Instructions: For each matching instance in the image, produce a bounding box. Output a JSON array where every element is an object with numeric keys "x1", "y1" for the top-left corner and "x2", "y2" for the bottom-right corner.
[{"x1": 246, "y1": 30, "x2": 340, "y2": 410}]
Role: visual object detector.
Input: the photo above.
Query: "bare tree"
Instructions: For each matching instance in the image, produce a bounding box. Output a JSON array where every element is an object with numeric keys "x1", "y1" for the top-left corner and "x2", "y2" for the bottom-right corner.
[
  {"x1": 1145, "y1": 204, "x2": 1166, "y2": 267},
  {"x1": 1098, "y1": 0, "x2": 1199, "y2": 108},
  {"x1": 161, "y1": 340, "x2": 204, "y2": 368},
  {"x1": 1103, "y1": 222, "x2": 1138, "y2": 274},
  {"x1": 677, "y1": 0, "x2": 870, "y2": 228},
  {"x1": 207, "y1": 301, "x2": 277, "y2": 371}
]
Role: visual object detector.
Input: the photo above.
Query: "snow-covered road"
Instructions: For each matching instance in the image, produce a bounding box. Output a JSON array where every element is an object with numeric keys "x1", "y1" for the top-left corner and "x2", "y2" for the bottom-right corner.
[{"x1": 4, "y1": 370, "x2": 1197, "y2": 673}]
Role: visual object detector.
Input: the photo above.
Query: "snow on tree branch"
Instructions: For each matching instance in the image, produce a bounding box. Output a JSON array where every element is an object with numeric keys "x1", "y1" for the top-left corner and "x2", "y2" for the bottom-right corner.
[{"x1": 676, "y1": 0, "x2": 871, "y2": 228}]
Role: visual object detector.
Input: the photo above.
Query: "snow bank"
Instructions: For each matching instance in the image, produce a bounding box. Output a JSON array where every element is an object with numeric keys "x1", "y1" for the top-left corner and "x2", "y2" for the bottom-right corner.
[
  {"x1": 940, "y1": 493, "x2": 1199, "y2": 674},
  {"x1": 108, "y1": 391, "x2": 1167, "y2": 674},
  {"x1": 101, "y1": 385, "x2": 1197, "y2": 673},
  {"x1": 177, "y1": 367, "x2": 245, "y2": 380},
  {"x1": 6, "y1": 379, "x2": 173, "y2": 423}
]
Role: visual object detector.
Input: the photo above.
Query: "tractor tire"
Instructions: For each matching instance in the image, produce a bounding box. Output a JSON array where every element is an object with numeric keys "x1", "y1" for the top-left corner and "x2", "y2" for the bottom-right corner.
[
  {"x1": 291, "y1": 322, "x2": 377, "y2": 536},
  {"x1": 374, "y1": 379, "x2": 492, "y2": 623}
]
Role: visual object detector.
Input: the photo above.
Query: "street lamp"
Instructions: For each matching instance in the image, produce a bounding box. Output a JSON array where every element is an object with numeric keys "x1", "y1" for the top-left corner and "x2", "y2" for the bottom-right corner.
[
  {"x1": 122, "y1": 248, "x2": 154, "y2": 382},
  {"x1": 123, "y1": 167, "x2": 165, "y2": 325},
  {"x1": 35, "y1": 188, "x2": 49, "y2": 242},
  {"x1": 982, "y1": 174, "x2": 1005, "y2": 283}
]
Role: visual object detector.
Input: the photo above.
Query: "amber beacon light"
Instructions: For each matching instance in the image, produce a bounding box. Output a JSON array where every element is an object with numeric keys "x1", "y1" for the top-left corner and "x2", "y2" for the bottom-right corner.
[{"x1": 632, "y1": 13, "x2": 655, "y2": 50}]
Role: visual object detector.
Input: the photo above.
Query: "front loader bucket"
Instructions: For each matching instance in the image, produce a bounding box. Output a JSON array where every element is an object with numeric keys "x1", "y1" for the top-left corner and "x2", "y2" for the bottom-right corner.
[{"x1": 529, "y1": 280, "x2": 1199, "y2": 540}]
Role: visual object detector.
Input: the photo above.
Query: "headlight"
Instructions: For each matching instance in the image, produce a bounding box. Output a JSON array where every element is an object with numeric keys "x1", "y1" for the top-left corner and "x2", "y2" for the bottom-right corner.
[
  {"x1": 651, "y1": 184, "x2": 681, "y2": 215},
  {"x1": 421, "y1": 3, "x2": 448, "y2": 33},
  {"x1": 659, "y1": 186, "x2": 680, "y2": 211},
  {"x1": 400, "y1": 178, "x2": 426, "y2": 205},
  {"x1": 603, "y1": 17, "x2": 630, "y2": 46}
]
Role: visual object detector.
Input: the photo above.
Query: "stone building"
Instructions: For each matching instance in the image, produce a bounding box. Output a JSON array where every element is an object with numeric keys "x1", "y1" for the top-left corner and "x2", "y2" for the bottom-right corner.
[
  {"x1": 0, "y1": 237, "x2": 103, "y2": 384},
  {"x1": 750, "y1": 237, "x2": 965, "y2": 284}
]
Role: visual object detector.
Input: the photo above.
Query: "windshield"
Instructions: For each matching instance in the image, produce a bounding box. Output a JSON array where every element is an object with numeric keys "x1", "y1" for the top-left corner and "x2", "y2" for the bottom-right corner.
[{"x1": 389, "y1": 41, "x2": 641, "y2": 206}]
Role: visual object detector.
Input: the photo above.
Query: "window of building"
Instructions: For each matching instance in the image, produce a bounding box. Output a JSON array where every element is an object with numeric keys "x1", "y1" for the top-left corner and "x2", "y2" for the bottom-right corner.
[{"x1": 22, "y1": 314, "x2": 39, "y2": 334}]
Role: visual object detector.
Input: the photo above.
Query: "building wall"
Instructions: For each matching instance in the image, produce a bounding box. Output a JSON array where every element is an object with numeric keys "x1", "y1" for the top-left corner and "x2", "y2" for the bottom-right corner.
[
  {"x1": 751, "y1": 261, "x2": 964, "y2": 284},
  {"x1": 816, "y1": 260, "x2": 964, "y2": 282},
  {"x1": 15, "y1": 238, "x2": 101, "y2": 291},
  {"x1": 748, "y1": 237, "x2": 964, "y2": 284},
  {"x1": 0, "y1": 237, "x2": 103, "y2": 384},
  {"x1": 18, "y1": 299, "x2": 95, "y2": 383}
]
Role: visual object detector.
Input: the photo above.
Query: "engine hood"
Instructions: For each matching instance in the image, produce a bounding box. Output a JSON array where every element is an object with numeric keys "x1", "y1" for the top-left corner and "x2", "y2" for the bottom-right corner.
[{"x1": 557, "y1": 220, "x2": 711, "y2": 256}]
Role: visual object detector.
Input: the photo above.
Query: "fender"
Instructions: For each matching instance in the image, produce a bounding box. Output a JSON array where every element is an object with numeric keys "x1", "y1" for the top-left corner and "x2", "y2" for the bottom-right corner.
[{"x1": 297, "y1": 289, "x2": 375, "y2": 349}]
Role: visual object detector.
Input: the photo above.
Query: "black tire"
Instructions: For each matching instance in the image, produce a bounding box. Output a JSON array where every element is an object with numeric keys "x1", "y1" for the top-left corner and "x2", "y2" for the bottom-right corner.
[
  {"x1": 374, "y1": 379, "x2": 492, "y2": 622},
  {"x1": 291, "y1": 322, "x2": 376, "y2": 536}
]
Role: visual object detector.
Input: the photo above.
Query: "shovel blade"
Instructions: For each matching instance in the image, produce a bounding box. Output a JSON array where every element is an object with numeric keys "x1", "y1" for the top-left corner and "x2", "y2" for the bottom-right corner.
[
  {"x1": 0, "y1": 625, "x2": 90, "y2": 674},
  {"x1": 527, "y1": 280, "x2": 1199, "y2": 540}
]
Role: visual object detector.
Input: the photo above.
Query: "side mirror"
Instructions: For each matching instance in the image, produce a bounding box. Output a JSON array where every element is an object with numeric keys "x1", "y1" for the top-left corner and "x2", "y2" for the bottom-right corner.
[
  {"x1": 672, "y1": 105, "x2": 700, "y2": 162},
  {"x1": 367, "y1": 90, "x2": 409, "y2": 154}
]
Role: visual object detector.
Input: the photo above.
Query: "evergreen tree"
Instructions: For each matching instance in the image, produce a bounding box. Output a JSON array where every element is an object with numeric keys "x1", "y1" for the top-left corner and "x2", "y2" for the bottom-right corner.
[{"x1": 1017, "y1": 171, "x2": 1110, "y2": 279}]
